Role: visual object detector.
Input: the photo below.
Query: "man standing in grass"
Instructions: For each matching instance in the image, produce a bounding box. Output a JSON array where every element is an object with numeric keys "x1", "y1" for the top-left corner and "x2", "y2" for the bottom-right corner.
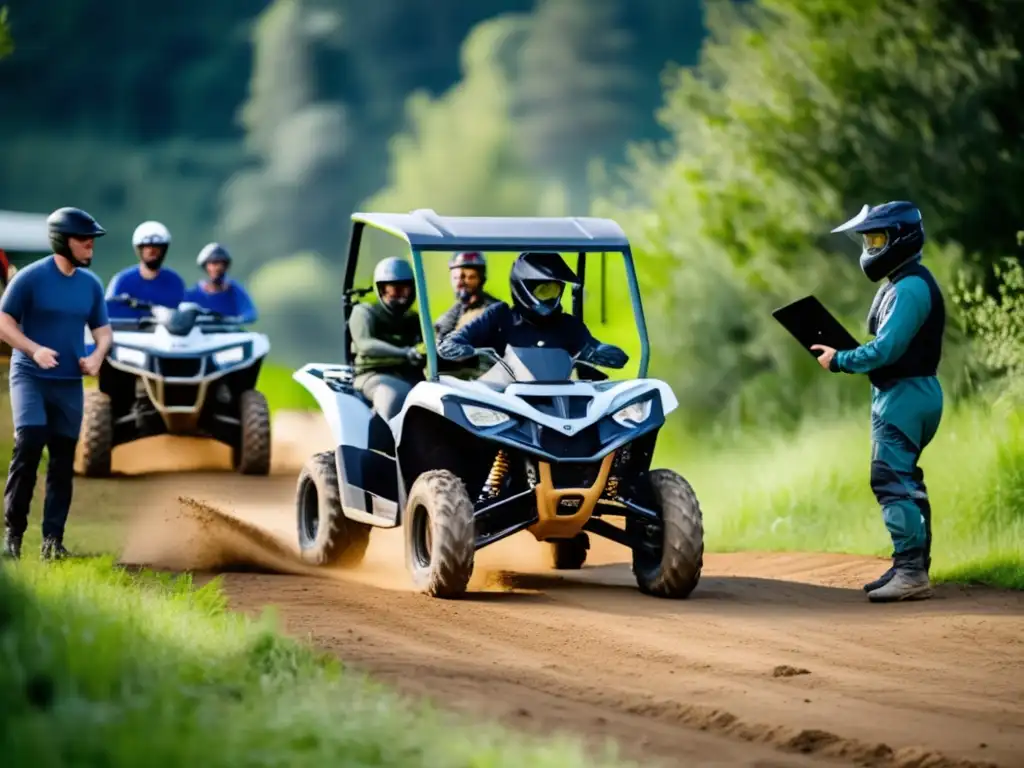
[
  {"x1": 811, "y1": 201, "x2": 944, "y2": 603},
  {"x1": 0, "y1": 207, "x2": 112, "y2": 561}
]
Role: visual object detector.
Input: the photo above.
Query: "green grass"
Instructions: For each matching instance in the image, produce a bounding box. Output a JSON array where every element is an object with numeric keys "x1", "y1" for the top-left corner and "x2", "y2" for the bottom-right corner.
[
  {"x1": 659, "y1": 395, "x2": 1024, "y2": 589},
  {"x1": 257, "y1": 360, "x2": 317, "y2": 412},
  {"x1": 0, "y1": 557, "x2": 628, "y2": 768}
]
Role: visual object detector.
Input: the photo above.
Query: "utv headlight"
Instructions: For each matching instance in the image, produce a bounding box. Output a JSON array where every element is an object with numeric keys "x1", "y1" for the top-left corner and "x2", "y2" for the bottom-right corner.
[
  {"x1": 461, "y1": 404, "x2": 512, "y2": 428},
  {"x1": 214, "y1": 346, "x2": 245, "y2": 366},
  {"x1": 612, "y1": 399, "x2": 652, "y2": 427},
  {"x1": 114, "y1": 346, "x2": 146, "y2": 367}
]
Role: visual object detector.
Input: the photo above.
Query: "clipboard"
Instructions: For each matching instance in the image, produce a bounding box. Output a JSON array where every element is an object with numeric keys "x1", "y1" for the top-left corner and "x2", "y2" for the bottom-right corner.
[{"x1": 771, "y1": 295, "x2": 861, "y2": 358}]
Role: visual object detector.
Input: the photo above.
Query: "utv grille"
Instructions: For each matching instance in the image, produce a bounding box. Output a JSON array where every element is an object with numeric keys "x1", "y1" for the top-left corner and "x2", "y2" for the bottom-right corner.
[
  {"x1": 157, "y1": 357, "x2": 203, "y2": 378},
  {"x1": 540, "y1": 425, "x2": 601, "y2": 459},
  {"x1": 164, "y1": 385, "x2": 200, "y2": 408}
]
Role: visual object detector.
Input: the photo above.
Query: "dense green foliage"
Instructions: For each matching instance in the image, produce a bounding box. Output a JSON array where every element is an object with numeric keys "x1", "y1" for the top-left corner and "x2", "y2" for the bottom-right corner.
[
  {"x1": 599, "y1": 0, "x2": 1024, "y2": 431},
  {"x1": 0, "y1": 559, "x2": 626, "y2": 767}
]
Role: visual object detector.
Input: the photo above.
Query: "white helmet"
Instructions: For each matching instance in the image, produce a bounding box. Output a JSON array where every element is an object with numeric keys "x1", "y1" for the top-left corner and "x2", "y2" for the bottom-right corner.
[{"x1": 132, "y1": 221, "x2": 171, "y2": 247}]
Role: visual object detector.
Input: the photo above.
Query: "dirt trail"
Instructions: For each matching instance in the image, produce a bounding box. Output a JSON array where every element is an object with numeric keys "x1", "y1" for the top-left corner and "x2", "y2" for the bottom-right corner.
[{"x1": 105, "y1": 412, "x2": 1024, "y2": 768}]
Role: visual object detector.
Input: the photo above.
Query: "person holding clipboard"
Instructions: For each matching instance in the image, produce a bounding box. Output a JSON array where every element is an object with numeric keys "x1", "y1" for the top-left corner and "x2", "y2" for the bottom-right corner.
[{"x1": 809, "y1": 201, "x2": 945, "y2": 603}]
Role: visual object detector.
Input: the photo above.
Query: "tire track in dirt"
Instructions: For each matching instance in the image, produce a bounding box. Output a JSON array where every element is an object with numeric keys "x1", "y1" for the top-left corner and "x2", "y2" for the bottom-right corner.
[{"x1": 102, "y1": 413, "x2": 1024, "y2": 767}]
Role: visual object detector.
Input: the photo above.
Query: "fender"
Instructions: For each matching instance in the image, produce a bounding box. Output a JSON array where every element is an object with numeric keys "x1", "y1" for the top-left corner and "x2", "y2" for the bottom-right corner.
[{"x1": 293, "y1": 364, "x2": 399, "y2": 528}]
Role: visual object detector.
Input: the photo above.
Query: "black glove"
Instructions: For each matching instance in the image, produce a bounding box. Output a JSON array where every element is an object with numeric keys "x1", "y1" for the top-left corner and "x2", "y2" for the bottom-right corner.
[
  {"x1": 582, "y1": 342, "x2": 628, "y2": 369},
  {"x1": 406, "y1": 347, "x2": 425, "y2": 367}
]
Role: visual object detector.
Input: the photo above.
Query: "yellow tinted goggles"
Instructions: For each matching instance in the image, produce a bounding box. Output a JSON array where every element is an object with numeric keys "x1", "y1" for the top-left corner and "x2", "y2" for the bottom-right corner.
[
  {"x1": 862, "y1": 231, "x2": 887, "y2": 251},
  {"x1": 531, "y1": 281, "x2": 563, "y2": 301}
]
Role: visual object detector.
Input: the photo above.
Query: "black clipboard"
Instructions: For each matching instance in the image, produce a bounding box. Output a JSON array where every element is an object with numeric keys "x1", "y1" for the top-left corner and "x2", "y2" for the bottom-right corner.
[{"x1": 771, "y1": 295, "x2": 860, "y2": 358}]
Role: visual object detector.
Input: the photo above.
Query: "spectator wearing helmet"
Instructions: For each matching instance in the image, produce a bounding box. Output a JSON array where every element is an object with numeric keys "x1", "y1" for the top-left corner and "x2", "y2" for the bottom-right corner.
[
  {"x1": 183, "y1": 243, "x2": 257, "y2": 324},
  {"x1": 437, "y1": 251, "x2": 628, "y2": 372},
  {"x1": 104, "y1": 220, "x2": 187, "y2": 320},
  {"x1": 811, "y1": 201, "x2": 945, "y2": 603},
  {"x1": 0, "y1": 207, "x2": 112, "y2": 562},
  {"x1": 348, "y1": 257, "x2": 424, "y2": 421},
  {"x1": 434, "y1": 251, "x2": 501, "y2": 342}
]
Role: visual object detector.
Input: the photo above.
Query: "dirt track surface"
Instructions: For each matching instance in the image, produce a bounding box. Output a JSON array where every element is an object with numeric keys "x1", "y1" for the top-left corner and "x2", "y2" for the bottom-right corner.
[{"x1": 105, "y1": 416, "x2": 1024, "y2": 768}]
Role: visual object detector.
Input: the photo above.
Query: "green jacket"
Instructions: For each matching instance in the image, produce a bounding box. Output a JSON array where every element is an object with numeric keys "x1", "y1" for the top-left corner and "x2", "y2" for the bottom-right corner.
[{"x1": 349, "y1": 302, "x2": 423, "y2": 379}]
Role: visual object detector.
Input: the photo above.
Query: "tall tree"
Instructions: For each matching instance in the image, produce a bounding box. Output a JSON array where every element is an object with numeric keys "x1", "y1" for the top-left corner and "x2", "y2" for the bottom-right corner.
[
  {"x1": 510, "y1": 0, "x2": 641, "y2": 213},
  {"x1": 0, "y1": 6, "x2": 13, "y2": 59},
  {"x1": 601, "y1": 0, "x2": 1024, "y2": 429}
]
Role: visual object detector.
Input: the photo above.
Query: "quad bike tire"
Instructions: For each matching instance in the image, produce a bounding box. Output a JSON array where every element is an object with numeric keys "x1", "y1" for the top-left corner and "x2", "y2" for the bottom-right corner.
[
  {"x1": 631, "y1": 468, "x2": 704, "y2": 599},
  {"x1": 79, "y1": 390, "x2": 113, "y2": 477},
  {"x1": 546, "y1": 533, "x2": 589, "y2": 570},
  {"x1": 234, "y1": 389, "x2": 271, "y2": 475},
  {"x1": 405, "y1": 470, "x2": 475, "y2": 598},
  {"x1": 296, "y1": 450, "x2": 371, "y2": 567}
]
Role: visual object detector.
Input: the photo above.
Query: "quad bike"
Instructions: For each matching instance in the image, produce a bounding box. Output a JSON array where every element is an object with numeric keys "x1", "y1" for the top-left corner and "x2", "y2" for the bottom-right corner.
[
  {"x1": 292, "y1": 209, "x2": 704, "y2": 599},
  {"x1": 78, "y1": 295, "x2": 272, "y2": 477}
]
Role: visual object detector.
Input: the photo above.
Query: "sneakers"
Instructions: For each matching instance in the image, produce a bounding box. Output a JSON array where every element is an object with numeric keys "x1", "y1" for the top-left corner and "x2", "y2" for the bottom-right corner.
[
  {"x1": 40, "y1": 536, "x2": 73, "y2": 561},
  {"x1": 2, "y1": 529, "x2": 22, "y2": 560},
  {"x1": 867, "y1": 550, "x2": 932, "y2": 602}
]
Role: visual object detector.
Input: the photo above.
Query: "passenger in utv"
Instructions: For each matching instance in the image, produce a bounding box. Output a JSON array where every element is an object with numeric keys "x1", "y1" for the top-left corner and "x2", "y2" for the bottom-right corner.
[
  {"x1": 349, "y1": 257, "x2": 424, "y2": 421},
  {"x1": 436, "y1": 251, "x2": 627, "y2": 370}
]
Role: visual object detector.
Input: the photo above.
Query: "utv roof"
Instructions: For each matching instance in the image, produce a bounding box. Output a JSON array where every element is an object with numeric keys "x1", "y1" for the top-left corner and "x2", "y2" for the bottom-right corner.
[
  {"x1": 351, "y1": 209, "x2": 630, "y2": 251},
  {"x1": 0, "y1": 210, "x2": 50, "y2": 251}
]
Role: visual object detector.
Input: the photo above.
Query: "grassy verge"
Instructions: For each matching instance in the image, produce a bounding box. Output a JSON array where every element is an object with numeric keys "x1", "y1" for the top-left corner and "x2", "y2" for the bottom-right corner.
[
  {"x1": 257, "y1": 361, "x2": 317, "y2": 413},
  {"x1": 660, "y1": 395, "x2": 1024, "y2": 589},
  {"x1": 0, "y1": 557, "x2": 626, "y2": 768}
]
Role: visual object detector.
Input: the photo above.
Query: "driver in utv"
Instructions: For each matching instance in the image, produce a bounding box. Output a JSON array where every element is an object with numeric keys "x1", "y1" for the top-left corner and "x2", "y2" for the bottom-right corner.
[
  {"x1": 349, "y1": 257, "x2": 425, "y2": 421},
  {"x1": 437, "y1": 251, "x2": 628, "y2": 371}
]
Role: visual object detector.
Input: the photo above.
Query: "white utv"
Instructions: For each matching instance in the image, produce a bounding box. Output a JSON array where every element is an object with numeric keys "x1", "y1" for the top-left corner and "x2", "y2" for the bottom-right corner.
[
  {"x1": 79, "y1": 295, "x2": 272, "y2": 477},
  {"x1": 292, "y1": 210, "x2": 704, "y2": 599}
]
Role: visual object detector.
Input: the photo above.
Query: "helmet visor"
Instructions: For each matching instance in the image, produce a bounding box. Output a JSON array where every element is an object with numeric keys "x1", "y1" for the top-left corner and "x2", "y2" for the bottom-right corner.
[
  {"x1": 528, "y1": 280, "x2": 564, "y2": 303},
  {"x1": 862, "y1": 231, "x2": 887, "y2": 254}
]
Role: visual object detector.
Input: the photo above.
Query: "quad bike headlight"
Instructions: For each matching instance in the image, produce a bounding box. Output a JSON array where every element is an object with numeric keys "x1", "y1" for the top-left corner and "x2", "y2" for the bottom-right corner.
[
  {"x1": 114, "y1": 346, "x2": 146, "y2": 367},
  {"x1": 461, "y1": 404, "x2": 512, "y2": 428},
  {"x1": 213, "y1": 346, "x2": 245, "y2": 366},
  {"x1": 612, "y1": 399, "x2": 652, "y2": 427}
]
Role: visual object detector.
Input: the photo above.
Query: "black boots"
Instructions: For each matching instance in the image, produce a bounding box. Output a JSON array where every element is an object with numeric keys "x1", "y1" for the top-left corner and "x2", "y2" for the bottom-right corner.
[
  {"x1": 2, "y1": 528, "x2": 21, "y2": 560},
  {"x1": 40, "y1": 535, "x2": 73, "y2": 561}
]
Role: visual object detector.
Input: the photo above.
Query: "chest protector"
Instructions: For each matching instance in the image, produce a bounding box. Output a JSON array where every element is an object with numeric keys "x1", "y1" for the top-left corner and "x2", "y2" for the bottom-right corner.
[{"x1": 865, "y1": 262, "x2": 945, "y2": 391}]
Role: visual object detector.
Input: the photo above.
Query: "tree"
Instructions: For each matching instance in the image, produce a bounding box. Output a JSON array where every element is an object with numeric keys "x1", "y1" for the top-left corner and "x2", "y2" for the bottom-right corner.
[
  {"x1": 0, "y1": 6, "x2": 13, "y2": 59},
  {"x1": 218, "y1": 0, "x2": 352, "y2": 278},
  {"x1": 510, "y1": 0, "x2": 641, "y2": 213},
  {"x1": 599, "y1": 0, "x2": 1024, "y2": 429}
]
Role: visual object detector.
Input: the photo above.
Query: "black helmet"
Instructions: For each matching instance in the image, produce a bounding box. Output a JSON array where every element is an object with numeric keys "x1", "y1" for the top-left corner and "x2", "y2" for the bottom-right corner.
[
  {"x1": 47, "y1": 207, "x2": 106, "y2": 264},
  {"x1": 832, "y1": 201, "x2": 925, "y2": 282},
  {"x1": 509, "y1": 251, "x2": 579, "y2": 322}
]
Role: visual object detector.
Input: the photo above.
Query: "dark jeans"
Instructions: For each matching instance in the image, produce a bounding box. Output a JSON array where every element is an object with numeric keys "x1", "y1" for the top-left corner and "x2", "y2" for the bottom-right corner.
[{"x1": 4, "y1": 372, "x2": 83, "y2": 540}]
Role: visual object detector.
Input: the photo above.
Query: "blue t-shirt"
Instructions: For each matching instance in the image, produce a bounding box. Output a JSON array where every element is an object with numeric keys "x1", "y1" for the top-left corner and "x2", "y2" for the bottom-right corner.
[
  {"x1": 105, "y1": 264, "x2": 187, "y2": 320},
  {"x1": 0, "y1": 256, "x2": 109, "y2": 380},
  {"x1": 183, "y1": 280, "x2": 258, "y2": 323}
]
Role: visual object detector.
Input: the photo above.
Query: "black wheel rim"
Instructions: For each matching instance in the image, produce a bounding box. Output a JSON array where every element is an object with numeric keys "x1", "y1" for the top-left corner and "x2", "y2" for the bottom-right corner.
[
  {"x1": 411, "y1": 504, "x2": 432, "y2": 569},
  {"x1": 298, "y1": 478, "x2": 319, "y2": 548}
]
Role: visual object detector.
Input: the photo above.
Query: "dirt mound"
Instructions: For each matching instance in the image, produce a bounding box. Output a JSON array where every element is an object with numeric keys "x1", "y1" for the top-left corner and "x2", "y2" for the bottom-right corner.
[{"x1": 120, "y1": 495, "x2": 317, "y2": 576}]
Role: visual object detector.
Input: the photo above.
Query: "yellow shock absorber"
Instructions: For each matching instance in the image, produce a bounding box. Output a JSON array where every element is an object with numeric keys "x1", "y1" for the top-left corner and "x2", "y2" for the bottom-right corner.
[
  {"x1": 479, "y1": 449, "x2": 510, "y2": 502},
  {"x1": 605, "y1": 475, "x2": 620, "y2": 499}
]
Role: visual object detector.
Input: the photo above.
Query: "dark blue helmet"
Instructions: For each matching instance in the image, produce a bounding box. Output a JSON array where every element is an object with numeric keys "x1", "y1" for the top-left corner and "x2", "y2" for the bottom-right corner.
[
  {"x1": 509, "y1": 251, "x2": 579, "y2": 323},
  {"x1": 832, "y1": 201, "x2": 925, "y2": 282},
  {"x1": 373, "y1": 257, "x2": 416, "y2": 315},
  {"x1": 47, "y1": 207, "x2": 105, "y2": 263},
  {"x1": 197, "y1": 242, "x2": 231, "y2": 268}
]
